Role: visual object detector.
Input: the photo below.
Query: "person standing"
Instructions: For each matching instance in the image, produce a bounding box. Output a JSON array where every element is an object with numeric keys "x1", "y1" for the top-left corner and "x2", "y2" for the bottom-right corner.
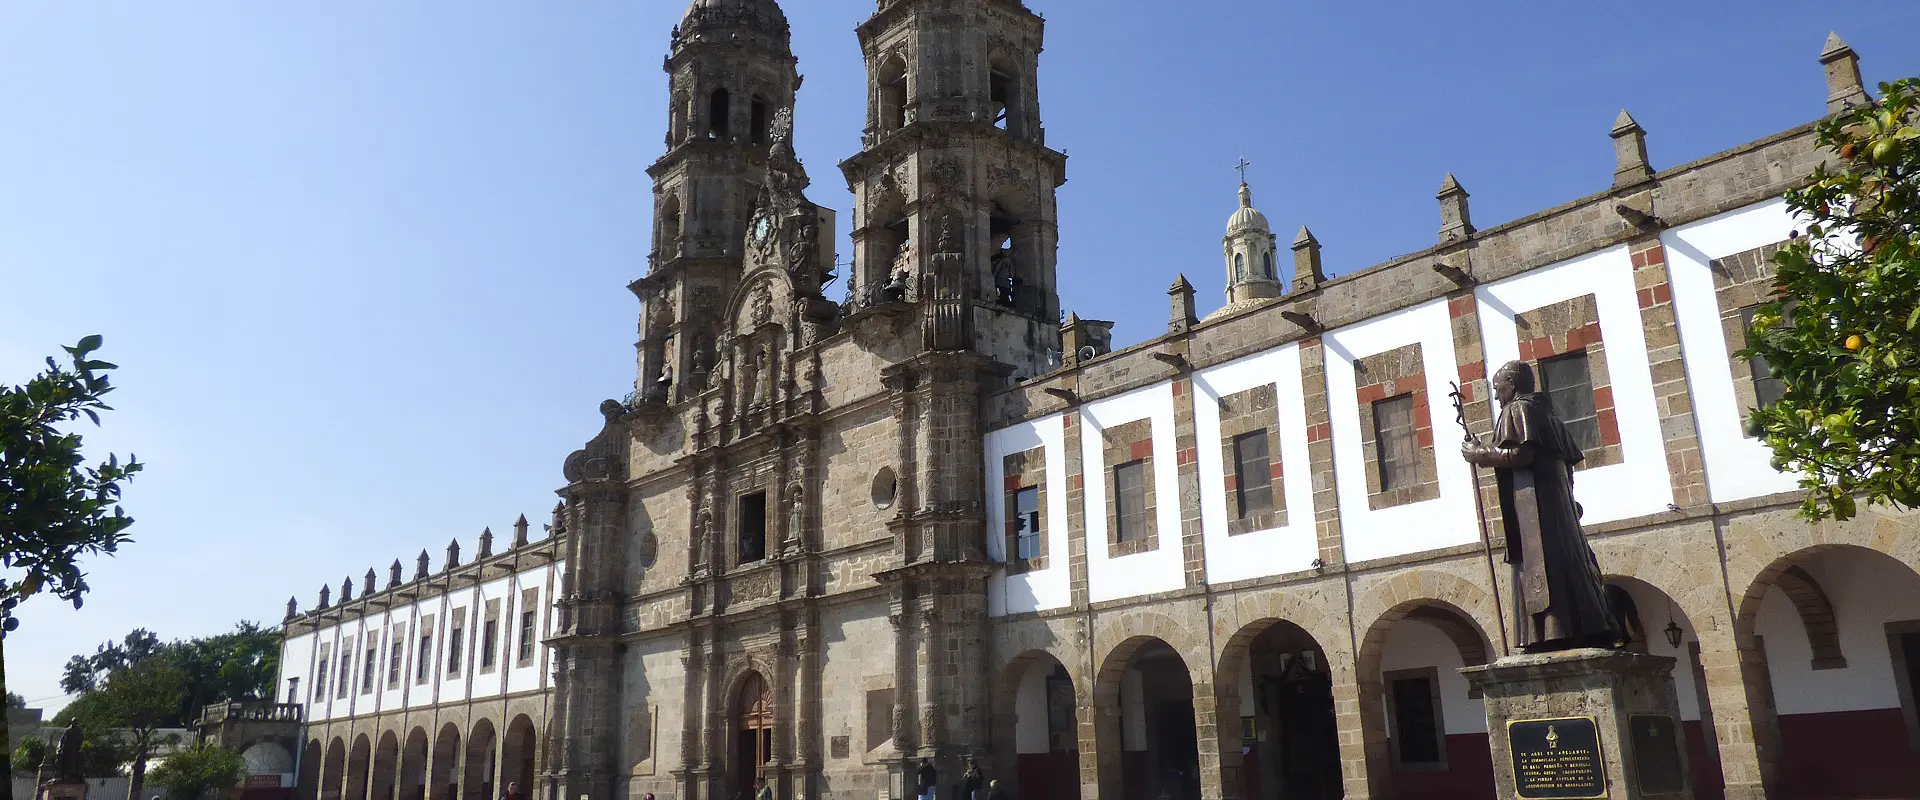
[
  {"x1": 984, "y1": 779, "x2": 1010, "y2": 800},
  {"x1": 755, "y1": 776, "x2": 774, "y2": 800},
  {"x1": 501, "y1": 783, "x2": 523, "y2": 800},
  {"x1": 916, "y1": 757, "x2": 939, "y2": 800},
  {"x1": 962, "y1": 759, "x2": 983, "y2": 800}
]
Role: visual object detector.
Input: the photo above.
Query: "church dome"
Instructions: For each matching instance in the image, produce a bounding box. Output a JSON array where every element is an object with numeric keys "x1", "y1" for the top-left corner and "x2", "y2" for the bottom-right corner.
[
  {"x1": 680, "y1": 0, "x2": 789, "y2": 42},
  {"x1": 1227, "y1": 183, "x2": 1270, "y2": 234}
]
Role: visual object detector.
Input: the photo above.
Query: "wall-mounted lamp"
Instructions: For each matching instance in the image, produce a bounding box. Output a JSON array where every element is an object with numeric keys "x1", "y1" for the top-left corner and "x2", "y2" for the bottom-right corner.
[{"x1": 1663, "y1": 600, "x2": 1684, "y2": 649}]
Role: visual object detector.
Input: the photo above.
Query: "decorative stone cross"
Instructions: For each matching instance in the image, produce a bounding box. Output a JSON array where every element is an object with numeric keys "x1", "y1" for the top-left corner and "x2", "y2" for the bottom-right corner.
[{"x1": 1235, "y1": 157, "x2": 1252, "y2": 184}]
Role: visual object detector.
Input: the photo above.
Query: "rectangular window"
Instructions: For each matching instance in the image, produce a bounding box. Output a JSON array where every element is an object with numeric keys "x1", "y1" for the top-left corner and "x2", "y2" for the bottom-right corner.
[
  {"x1": 416, "y1": 634, "x2": 433, "y2": 684},
  {"x1": 287, "y1": 677, "x2": 300, "y2": 704},
  {"x1": 388, "y1": 641, "x2": 403, "y2": 688},
  {"x1": 337, "y1": 638, "x2": 353, "y2": 699},
  {"x1": 1013, "y1": 486, "x2": 1042, "y2": 563},
  {"x1": 1741, "y1": 307, "x2": 1788, "y2": 409},
  {"x1": 362, "y1": 645, "x2": 377, "y2": 694},
  {"x1": 738, "y1": 492, "x2": 768, "y2": 565},
  {"x1": 447, "y1": 625, "x2": 464, "y2": 676},
  {"x1": 1374, "y1": 395, "x2": 1419, "y2": 490},
  {"x1": 313, "y1": 659, "x2": 328, "y2": 701},
  {"x1": 481, "y1": 619, "x2": 499, "y2": 669},
  {"x1": 1540, "y1": 352, "x2": 1600, "y2": 452},
  {"x1": 1232, "y1": 431, "x2": 1275, "y2": 519},
  {"x1": 1113, "y1": 460, "x2": 1149, "y2": 542},
  {"x1": 518, "y1": 609, "x2": 538, "y2": 664},
  {"x1": 1387, "y1": 671, "x2": 1445, "y2": 768}
]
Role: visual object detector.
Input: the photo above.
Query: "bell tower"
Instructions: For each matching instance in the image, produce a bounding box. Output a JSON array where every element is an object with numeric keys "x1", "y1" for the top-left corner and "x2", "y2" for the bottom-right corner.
[
  {"x1": 632, "y1": 0, "x2": 801, "y2": 406},
  {"x1": 838, "y1": 0, "x2": 1068, "y2": 380}
]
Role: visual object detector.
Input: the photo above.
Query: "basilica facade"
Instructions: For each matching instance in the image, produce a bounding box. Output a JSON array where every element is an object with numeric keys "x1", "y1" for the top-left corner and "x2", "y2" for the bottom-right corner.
[{"x1": 279, "y1": 3, "x2": 1920, "y2": 800}]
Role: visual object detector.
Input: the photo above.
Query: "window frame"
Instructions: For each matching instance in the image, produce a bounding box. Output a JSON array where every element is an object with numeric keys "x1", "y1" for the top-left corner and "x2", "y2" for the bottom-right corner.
[
  {"x1": 1373, "y1": 394, "x2": 1419, "y2": 491},
  {"x1": 1383, "y1": 666, "x2": 1449, "y2": 771},
  {"x1": 1231, "y1": 430, "x2": 1275, "y2": 520},
  {"x1": 361, "y1": 643, "x2": 377, "y2": 695},
  {"x1": 1012, "y1": 485, "x2": 1042, "y2": 565},
  {"x1": 518, "y1": 609, "x2": 538, "y2": 666},
  {"x1": 416, "y1": 632, "x2": 434, "y2": 685},
  {"x1": 737, "y1": 491, "x2": 769, "y2": 566},
  {"x1": 1739, "y1": 306, "x2": 1788, "y2": 411}
]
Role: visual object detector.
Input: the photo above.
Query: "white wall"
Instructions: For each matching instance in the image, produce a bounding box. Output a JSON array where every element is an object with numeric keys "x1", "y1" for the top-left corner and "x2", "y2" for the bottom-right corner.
[
  {"x1": 1193, "y1": 345, "x2": 1319, "y2": 581},
  {"x1": 986, "y1": 414, "x2": 1072, "y2": 615},
  {"x1": 1013, "y1": 660, "x2": 1053, "y2": 755},
  {"x1": 1377, "y1": 619, "x2": 1486, "y2": 735},
  {"x1": 1082, "y1": 383, "x2": 1185, "y2": 603}
]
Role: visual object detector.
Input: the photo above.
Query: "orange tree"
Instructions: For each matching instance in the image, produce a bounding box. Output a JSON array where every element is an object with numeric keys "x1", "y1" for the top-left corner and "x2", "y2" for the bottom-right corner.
[{"x1": 1744, "y1": 77, "x2": 1920, "y2": 520}]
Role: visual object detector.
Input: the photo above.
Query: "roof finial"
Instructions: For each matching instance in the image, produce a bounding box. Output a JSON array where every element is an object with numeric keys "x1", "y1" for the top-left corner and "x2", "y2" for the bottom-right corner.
[{"x1": 1235, "y1": 156, "x2": 1252, "y2": 186}]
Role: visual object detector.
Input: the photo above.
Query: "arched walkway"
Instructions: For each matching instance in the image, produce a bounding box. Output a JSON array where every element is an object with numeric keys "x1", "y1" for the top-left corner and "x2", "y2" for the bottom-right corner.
[
  {"x1": 462, "y1": 719, "x2": 497, "y2": 800},
  {"x1": 347, "y1": 735, "x2": 372, "y2": 800},
  {"x1": 321, "y1": 738, "x2": 347, "y2": 800},
  {"x1": 1735, "y1": 545, "x2": 1920, "y2": 798},
  {"x1": 501, "y1": 716, "x2": 539, "y2": 797},
  {"x1": 1094, "y1": 636, "x2": 1201, "y2": 800},
  {"x1": 1355, "y1": 599, "x2": 1496, "y2": 800},
  {"x1": 993, "y1": 650, "x2": 1082, "y2": 800},
  {"x1": 1605, "y1": 575, "x2": 1726, "y2": 800},
  {"x1": 399, "y1": 729, "x2": 429, "y2": 800},
  {"x1": 1215, "y1": 619, "x2": 1342, "y2": 800},
  {"x1": 429, "y1": 724, "x2": 461, "y2": 800},
  {"x1": 371, "y1": 731, "x2": 400, "y2": 800},
  {"x1": 297, "y1": 740, "x2": 323, "y2": 800}
]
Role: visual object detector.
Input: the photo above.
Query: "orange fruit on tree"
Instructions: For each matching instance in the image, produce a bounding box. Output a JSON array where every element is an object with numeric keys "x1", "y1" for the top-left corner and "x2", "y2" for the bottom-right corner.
[{"x1": 1846, "y1": 334, "x2": 1865, "y2": 351}]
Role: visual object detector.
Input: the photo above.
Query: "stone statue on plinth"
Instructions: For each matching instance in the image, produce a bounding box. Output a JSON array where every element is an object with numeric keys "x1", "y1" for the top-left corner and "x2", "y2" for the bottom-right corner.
[
  {"x1": 1461, "y1": 360, "x2": 1617, "y2": 652},
  {"x1": 38, "y1": 720, "x2": 90, "y2": 800}
]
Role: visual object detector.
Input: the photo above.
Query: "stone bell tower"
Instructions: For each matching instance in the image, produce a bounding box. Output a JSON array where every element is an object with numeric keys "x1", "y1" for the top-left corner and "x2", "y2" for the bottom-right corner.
[
  {"x1": 838, "y1": 0, "x2": 1069, "y2": 380},
  {"x1": 632, "y1": 0, "x2": 802, "y2": 406}
]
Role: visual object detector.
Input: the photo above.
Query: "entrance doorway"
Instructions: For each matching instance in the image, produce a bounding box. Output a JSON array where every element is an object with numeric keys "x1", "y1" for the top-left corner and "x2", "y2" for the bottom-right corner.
[
  {"x1": 733, "y1": 672, "x2": 774, "y2": 798},
  {"x1": 1241, "y1": 622, "x2": 1341, "y2": 800}
]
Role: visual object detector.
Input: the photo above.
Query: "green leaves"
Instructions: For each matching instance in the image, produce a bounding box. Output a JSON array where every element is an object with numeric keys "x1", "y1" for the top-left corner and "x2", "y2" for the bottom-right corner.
[
  {"x1": 1742, "y1": 76, "x2": 1920, "y2": 522},
  {"x1": 1, "y1": 336, "x2": 144, "y2": 637},
  {"x1": 146, "y1": 739, "x2": 246, "y2": 800}
]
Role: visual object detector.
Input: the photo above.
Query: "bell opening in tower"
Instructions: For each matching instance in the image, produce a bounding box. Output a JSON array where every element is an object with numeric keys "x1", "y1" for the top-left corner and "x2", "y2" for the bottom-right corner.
[
  {"x1": 877, "y1": 56, "x2": 908, "y2": 133},
  {"x1": 751, "y1": 96, "x2": 770, "y2": 145},
  {"x1": 708, "y1": 88, "x2": 732, "y2": 140},
  {"x1": 989, "y1": 55, "x2": 1022, "y2": 138}
]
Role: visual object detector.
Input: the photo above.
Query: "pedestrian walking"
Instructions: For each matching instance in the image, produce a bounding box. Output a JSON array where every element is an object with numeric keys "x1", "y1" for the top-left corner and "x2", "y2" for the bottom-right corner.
[
  {"x1": 962, "y1": 758, "x2": 983, "y2": 800},
  {"x1": 916, "y1": 757, "x2": 938, "y2": 800}
]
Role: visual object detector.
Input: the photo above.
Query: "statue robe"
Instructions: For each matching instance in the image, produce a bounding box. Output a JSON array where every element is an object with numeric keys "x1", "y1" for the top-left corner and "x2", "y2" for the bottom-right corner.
[{"x1": 1491, "y1": 392, "x2": 1616, "y2": 651}]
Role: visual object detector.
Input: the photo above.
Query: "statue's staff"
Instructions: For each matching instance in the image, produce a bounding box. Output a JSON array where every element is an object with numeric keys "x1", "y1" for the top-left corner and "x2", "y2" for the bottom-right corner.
[{"x1": 1451, "y1": 380, "x2": 1513, "y2": 656}]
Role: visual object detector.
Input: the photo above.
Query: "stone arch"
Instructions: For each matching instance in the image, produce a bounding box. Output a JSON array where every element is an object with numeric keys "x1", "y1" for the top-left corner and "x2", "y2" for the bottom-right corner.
[
  {"x1": 727, "y1": 666, "x2": 777, "y2": 797},
  {"x1": 462, "y1": 718, "x2": 498, "y2": 800},
  {"x1": 1352, "y1": 590, "x2": 1499, "y2": 800},
  {"x1": 1603, "y1": 574, "x2": 1727, "y2": 797},
  {"x1": 987, "y1": 51, "x2": 1024, "y2": 138},
  {"x1": 371, "y1": 730, "x2": 400, "y2": 800},
  {"x1": 656, "y1": 192, "x2": 683, "y2": 259},
  {"x1": 429, "y1": 723, "x2": 461, "y2": 800},
  {"x1": 1731, "y1": 541, "x2": 1920, "y2": 797},
  {"x1": 1212, "y1": 614, "x2": 1347, "y2": 800},
  {"x1": 1771, "y1": 565, "x2": 1847, "y2": 669},
  {"x1": 399, "y1": 728, "x2": 430, "y2": 800},
  {"x1": 322, "y1": 737, "x2": 347, "y2": 800},
  {"x1": 298, "y1": 739, "x2": 323, "y2": 800},
  {"x1": 875, "y1": 53, "x2": 908, "y2": 133},
  {"x1": 1092, "y1": 630, "x2": 1207, "y2": 800},
  {"x1": 990, "y1": 648, "x2": 1083, "y2": 800},
  {"x1": 707, "y1": 87, "x2": 731, "y2": 140},
  {"x1": 347, "y1": 734, "x2": 372, "y2": 800},
  {"x1": 500, "y1": 715, "x2": 539, "y2": 796}
]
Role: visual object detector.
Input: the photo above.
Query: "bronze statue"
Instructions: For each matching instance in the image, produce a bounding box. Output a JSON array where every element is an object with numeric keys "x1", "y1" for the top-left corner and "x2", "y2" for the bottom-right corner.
[
  {"x1": 1461, "y1": 361, "x2": 1617, "y2": 652},
  {"x1": 53, "y1": 719, "x2": 85, "y2": 782}
]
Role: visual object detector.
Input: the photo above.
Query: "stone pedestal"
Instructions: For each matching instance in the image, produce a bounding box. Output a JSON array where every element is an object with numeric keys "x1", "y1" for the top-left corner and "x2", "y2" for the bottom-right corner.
[
  {"x1": 37, "y1": 780, "x2": 88, "y2": 800},
  {"x1": 1461, "y1": 649, "x2": 1693, "y2": 800}
]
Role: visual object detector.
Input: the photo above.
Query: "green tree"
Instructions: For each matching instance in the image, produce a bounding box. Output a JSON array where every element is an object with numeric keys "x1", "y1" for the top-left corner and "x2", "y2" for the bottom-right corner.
[
  {"x1": 59, "y1": 660, "x2": 188, "y2": 800},
  {"x1": 62, "y1": 624, "x2": 280, "y2": 727},
  {"x1": 1, "y1": 335, "x2": 143, "y2": 636},
  {"x1": 145, "y1": 740, "x2": 245, "y2": 800},
  {"x1": 11, "y1": 734, "x2": 47, "y2": 775},
  {"x1": 6, "y1": 690, "x2": 23, "y2": 709},
  {"x1": 1745, "y1": 77, "x2": 1920, "y2": 521}
]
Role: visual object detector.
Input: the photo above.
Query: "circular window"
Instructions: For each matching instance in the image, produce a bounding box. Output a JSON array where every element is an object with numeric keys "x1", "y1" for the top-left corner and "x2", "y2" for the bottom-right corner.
[{"x1": 871, "y1": 467, "x2": 899, "y2": 510}]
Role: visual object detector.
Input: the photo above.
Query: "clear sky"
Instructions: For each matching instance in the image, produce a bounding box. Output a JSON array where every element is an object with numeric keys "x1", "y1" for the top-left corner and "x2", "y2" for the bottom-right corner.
[{"x1": 4, "y1": 1, "x2": 1917, "y2": 713}]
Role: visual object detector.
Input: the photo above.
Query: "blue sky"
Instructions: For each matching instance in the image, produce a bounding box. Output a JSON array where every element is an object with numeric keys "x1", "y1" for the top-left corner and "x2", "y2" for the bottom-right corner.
[{"x1": 3, "y1": 1, "x2": 1917, "y2": 711}]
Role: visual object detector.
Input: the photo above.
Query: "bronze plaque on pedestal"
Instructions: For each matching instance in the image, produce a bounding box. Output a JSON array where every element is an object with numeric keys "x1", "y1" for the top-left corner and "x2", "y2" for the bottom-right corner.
[
  {"x1": 1508, "y1": 716, "x2": 1605, "y2": 799},
  {"x1": 1629, "y1": 714, "x2": 1685, "y2": 795}
]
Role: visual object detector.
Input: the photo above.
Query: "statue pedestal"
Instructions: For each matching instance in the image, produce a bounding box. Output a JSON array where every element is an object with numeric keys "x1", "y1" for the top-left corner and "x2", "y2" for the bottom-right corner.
[
  {"x1": 37, "y1": 780, "x2": 88, "y2": 800},
  {"x1": 1461, "y1": 649, "x2": 1693, "y2": 800}
]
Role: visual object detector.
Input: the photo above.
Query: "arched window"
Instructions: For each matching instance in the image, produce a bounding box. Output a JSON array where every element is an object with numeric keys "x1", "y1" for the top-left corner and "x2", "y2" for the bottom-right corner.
[
  {"x1": 669, "y1": 91, "x2": 690, "y2": 144},
  {"x1": 1263, "y1": 250, "x2": 1275, "y2": 279},
  {"x1": 708, "y1": 88, "x2": 731, "y2": 140},
  {"x1": 877, "y1": 57, "x2": 908, "y2": 133},
  {"x1": 989, "y1": 55, "x2": 1021, "y2": 137},
  {"x1": 1235, "y1": 252, "x2": 1246, "y2": 281},
  {"x1": 658, "y1": 194, "x2": 682, "y2": 257}
]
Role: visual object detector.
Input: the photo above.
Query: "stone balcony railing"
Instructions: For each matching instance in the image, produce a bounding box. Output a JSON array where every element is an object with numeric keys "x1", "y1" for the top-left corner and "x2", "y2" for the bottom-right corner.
[{"x1": 197, "y1": 701, "x2": 304, "y2": 727}]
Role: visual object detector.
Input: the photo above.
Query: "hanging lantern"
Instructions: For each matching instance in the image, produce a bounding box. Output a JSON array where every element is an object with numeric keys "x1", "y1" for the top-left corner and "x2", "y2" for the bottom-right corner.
[{"x1": 1663, "y1": 619, "x2": 1684, "y2": 649}]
